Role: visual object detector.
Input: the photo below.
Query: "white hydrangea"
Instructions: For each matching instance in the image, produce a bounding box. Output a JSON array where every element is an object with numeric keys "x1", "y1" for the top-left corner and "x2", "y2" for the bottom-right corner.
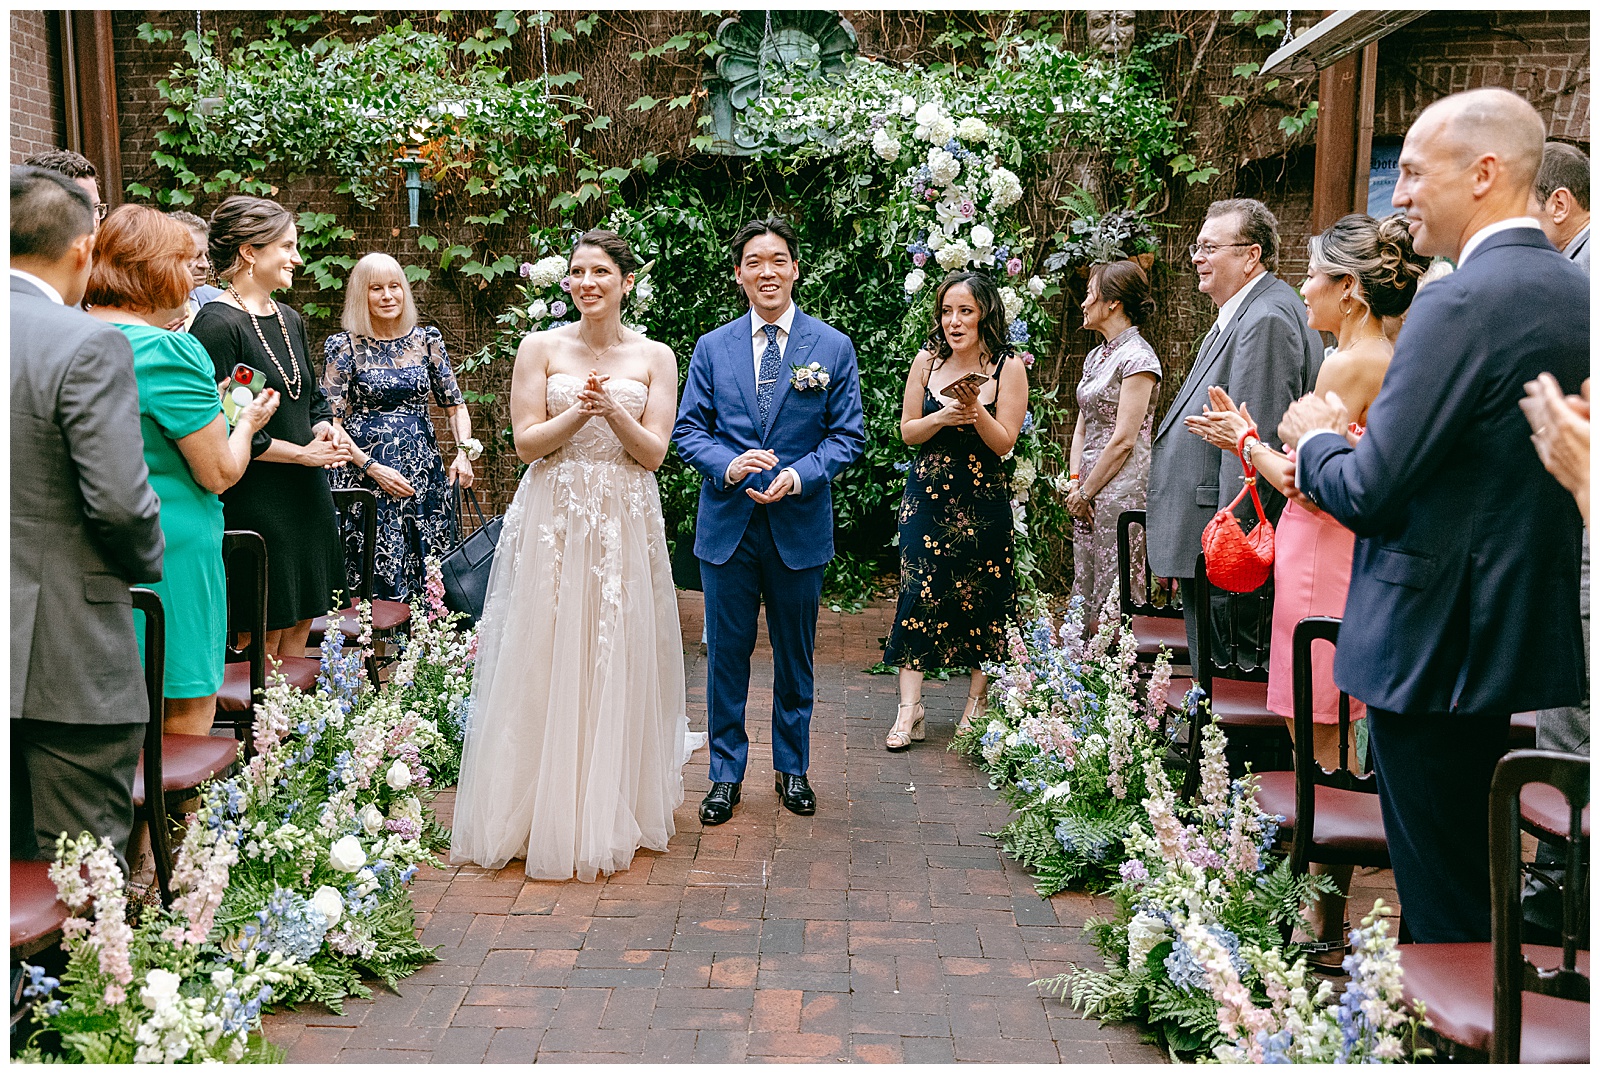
[
  {"x1": 969, "y1": 224, "x2": 995, "y2": 251},
  {"x1": 1012, "y1": 458, "x2": 1037, "y2": 500},
  {"x1": 525, "y1": 254, "x2": 568, "y2": 291},
  {"x1": 935, "y1": 239, "x2": 973, "y2": 270},
  {"x1": 1126, "y1": 911, "x2": 1168, "y2": 973},
  {"x1": 871, "y1": 127, "x2": 901, "y2": 163},
  {"x1": 899, "y1": 95, "x2": 917, "y2": 117},
  {"x1": 904, "y1": 269, "x2": 927, "y2": 295},
  {"x1": 1027, "y1": 275, "x2": 1046, "y2": 299},
  {"x1": 987, "y1": 166, "x2": 1023, "y2": 211},
  {"x1": 928, "y1": 115, "x2": 957, "y2": 145},
  {"x1": 999, "y1": 285, "x2": 1025, "y2": 323},
  {"x1": 957, "y1": 116, "x2": 989, "y2": 142},
  {"x1": 914, "y1": 100, "x2": 943, "y2": 127},
  {"x1": 927, "y1": 147, "x2": 960, "y2": 187}
]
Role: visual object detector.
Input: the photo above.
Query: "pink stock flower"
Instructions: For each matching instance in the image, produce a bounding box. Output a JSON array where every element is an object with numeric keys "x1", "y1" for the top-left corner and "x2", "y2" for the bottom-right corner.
[{"x1": 424, "y1": 559, "x2": 448, "y2": 622}]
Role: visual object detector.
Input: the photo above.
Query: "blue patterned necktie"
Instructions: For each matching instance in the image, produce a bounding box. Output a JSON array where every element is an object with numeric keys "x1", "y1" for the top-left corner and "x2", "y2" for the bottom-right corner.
[{"x1": 756, "y1": 322, "x2": 782, "y2": 426}]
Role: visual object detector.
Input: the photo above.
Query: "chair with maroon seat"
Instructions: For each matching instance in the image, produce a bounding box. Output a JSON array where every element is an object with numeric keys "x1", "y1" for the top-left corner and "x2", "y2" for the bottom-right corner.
[
  {"x1": 215, "y1": 531, "x2": 320, "y2": 753},
  {"x1": 1251, "y1": 616, "x2": 1389, "y2": 943},
  {"x1": 1399, "y1": 749, "x2": 1589, "y2": 1063},
  {"x1": 9, "y1": 860, "x2": 69, "y2": 962},
  {"x1": 308, "y1": 488, "x2": 412, "y2": 684},
  {"x1": 1171, "y1": 552, "x2": 1291, "y2": 800},
  {"x1": 1508, "y1": 712, "x2": 1539, "y2": 749},
  {"x1": 130, "y1": 587, "x2": 240, "y2": 906},
  {"x1": 1116, "y1": 510, "x2": 1188, "y2": 673}
]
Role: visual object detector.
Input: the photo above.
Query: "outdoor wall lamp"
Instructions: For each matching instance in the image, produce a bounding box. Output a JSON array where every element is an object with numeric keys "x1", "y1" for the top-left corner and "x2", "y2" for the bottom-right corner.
[{"x1": 396, "y1": 143, "x2": 435, "y2": 229}]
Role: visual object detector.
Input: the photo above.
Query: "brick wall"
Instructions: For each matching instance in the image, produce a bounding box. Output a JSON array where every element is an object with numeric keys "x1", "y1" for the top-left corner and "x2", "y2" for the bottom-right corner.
[{"x1": 10, "y1": 10, "x2": 64, "y2": 161}]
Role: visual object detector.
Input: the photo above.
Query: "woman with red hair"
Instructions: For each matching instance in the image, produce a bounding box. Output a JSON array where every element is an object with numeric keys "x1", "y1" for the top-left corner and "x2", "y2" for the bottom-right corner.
[{"x1": 84, "y1": 204, "x2": 279, "y2": 733}]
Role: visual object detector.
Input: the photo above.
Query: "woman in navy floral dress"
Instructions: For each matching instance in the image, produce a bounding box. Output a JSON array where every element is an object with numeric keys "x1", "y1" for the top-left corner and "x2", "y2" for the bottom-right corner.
[{"x1": 322, "y1": 253, "x2": 477, "y2": 602}]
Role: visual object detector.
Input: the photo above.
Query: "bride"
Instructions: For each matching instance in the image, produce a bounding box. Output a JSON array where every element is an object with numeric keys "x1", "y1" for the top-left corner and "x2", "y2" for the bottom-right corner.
[{"x1": 450, "y1": 230, "x2": 690, "y2": 881}]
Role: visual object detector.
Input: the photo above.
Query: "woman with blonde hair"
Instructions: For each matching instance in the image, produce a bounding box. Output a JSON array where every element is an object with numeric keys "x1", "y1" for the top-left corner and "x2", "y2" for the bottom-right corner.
[{"x1": 322, "y1": 252, "x2": 475, "y2": 602}]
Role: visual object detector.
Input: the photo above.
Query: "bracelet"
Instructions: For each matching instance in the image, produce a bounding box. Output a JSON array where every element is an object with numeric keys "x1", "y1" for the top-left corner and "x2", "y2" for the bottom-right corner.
[
  {"x1": 1069, "y1": 472, "x2": 1080, "y2": 481},
  {"x1": 361, "y1": 458, "x2": 376, "y2": 476}
]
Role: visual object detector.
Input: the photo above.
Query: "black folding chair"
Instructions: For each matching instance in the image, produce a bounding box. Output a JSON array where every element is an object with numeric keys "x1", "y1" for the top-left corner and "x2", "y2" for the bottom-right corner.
[{"x1": 1116, "y1": 510, "x2": 1188, "y2": 673}]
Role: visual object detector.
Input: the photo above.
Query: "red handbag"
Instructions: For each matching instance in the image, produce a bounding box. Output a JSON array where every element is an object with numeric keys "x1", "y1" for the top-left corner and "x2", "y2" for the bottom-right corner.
[{"x1": 1200, "y1": 427, "x2": 1275, "y2": 593}]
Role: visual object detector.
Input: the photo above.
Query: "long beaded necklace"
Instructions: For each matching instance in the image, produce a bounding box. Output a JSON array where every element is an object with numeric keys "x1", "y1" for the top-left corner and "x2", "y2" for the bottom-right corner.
[{"x1": 226, "y1": 283, "x2": 302, "y2": 400}]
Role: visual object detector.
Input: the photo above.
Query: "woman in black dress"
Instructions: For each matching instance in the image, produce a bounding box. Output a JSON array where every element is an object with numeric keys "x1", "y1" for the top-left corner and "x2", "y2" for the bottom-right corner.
[
  {"x1": 882, "y1": 271, "x2": 1029, "y2": 750},
  {"x1": 191, "y1": 196, "x2": 350, "y2": 658}
]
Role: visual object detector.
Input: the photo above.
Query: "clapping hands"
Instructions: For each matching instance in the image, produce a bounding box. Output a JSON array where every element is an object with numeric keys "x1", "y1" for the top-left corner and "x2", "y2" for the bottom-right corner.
[
  {"x1": 1183, "y1": 386, "x2": 1254, "y2": 453},
  {"x1": 576, "y1": 369, "x2": 620, "y2": 421}
]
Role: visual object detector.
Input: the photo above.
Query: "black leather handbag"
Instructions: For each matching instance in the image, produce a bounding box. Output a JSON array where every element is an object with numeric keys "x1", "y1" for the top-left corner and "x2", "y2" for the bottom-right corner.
[{"x1": 439, "y1": 485, "x2": 502, "y2": 626}]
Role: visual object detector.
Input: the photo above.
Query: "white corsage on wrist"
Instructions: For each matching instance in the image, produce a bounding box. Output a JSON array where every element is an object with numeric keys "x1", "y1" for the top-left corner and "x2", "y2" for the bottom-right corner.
[
  {"x1": 789, "y1": 362, "x2": 832, "y2": 392},
  {"x1": 459, "y1": 437, "x2": 484, "y2": 461}
]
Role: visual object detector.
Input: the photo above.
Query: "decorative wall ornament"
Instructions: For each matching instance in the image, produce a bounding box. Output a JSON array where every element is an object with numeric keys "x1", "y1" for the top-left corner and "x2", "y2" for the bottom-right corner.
[
  {"x1": 703, "y1": 10, "x2": 857, "y2": 155},
  {"x1": 1086, "y1": 10, "x2": 1137, "y2": 59}
]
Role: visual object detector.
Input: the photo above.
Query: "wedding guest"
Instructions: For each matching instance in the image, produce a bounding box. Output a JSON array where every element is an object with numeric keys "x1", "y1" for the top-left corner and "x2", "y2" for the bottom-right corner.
[
  {"x1": 1529, "y1": 141, "x2": 1590, "y2": 271},
  {"x1": 1184, "y1": 212, "x2": 1427, "y2": 961},
  {"x1": 11, "y1": 166, "x2": 162, "y2": 872},
  {"x1": 1282, "y1": 88, "x2": 1587, "y2": 943},
  {"x1": 1065, "y1": 260, "x2": 1161, "y2": 628},
  {"x1": 84, "y1": 205, "x2": 281, "y2": 734},
  {"x1": 22, "y1": 148, "x2": 104, "y2": 222},
  {"x1": 168, "y1": 210, "x2": 223, "y2": 329},
  {"x1": 190, "y1": 196, "x2": 350, "y2": 659},
  {"x1": 1147, "y1": 199, "x2": 1323, "y2": 671},
  {"x1": 323, "y1": 253, "x2": 475, "y2": 602},
  {"x1": 883, "y1": 271, "x2": 1028, "y2": 750}
]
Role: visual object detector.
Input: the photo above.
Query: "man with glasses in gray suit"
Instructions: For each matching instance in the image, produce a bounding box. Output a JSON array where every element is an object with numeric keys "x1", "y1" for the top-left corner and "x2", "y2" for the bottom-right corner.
[{"x1": 11, "y1": 165, "x2": 165, "y2": 872}]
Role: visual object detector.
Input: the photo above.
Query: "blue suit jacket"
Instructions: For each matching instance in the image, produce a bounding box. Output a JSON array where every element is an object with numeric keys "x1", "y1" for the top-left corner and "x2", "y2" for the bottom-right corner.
[
  {"x1": 673, "y1": 308, "x2": 866, "y2": 569},
  {"x1": 1298, "y1": 228, "x2": 1588, "y2": 715}
]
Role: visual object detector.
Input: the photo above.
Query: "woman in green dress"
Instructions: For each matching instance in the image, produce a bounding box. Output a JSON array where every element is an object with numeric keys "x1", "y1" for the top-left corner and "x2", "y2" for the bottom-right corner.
[{"x1": 84, "y1": 205, "x2": 279, "y2": 734}]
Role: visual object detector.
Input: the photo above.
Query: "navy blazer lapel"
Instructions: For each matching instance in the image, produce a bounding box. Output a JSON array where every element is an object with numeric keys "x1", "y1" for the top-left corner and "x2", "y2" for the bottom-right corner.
[
  {"x1": 762, "y1": 309, "x2": 816, "y2": 439},
  {"x1": 722, "y1": 313, "x2": 761, "y2": 429},
  {"x1": 1158, "y1": 273, "x2": 1278, "y2": 439}
]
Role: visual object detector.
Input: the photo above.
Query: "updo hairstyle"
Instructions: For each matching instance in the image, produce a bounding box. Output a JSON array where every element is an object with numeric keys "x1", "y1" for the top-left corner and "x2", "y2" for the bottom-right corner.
[
  {"x1": 572, "y1": 229, "x2": 640, "y2": 277},
  {"x1": 208, "y1": 195, "x2": 294, "y2": 283},
  {"x1": 1308, "y1": 213, "x2": 1429, "y2": 319},
  {"x1": 1087, "y1": 259, "x2": 1154, "y2": 326}
]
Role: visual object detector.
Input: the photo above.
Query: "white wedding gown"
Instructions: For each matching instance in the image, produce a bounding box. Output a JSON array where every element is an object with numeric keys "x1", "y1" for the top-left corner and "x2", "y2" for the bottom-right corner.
[{"x1": 450, "y1": 374, "x2": 694, "y2": 881}]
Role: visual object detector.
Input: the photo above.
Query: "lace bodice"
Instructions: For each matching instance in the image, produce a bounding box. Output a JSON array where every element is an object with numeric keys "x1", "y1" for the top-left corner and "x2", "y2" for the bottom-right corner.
[{"x1": 545, "y1": 373, "x2": 649, "y2": 466}]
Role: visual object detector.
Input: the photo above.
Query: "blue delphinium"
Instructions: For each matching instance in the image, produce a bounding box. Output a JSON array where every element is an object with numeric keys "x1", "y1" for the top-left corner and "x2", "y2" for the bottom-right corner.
[{"x1": 1019, "y1": 411, "x2": 1036, "y2": 437}]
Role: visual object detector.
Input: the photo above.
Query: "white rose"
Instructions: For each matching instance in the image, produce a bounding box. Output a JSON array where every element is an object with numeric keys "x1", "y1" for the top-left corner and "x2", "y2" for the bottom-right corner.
[
  {"x1": 359, "y1": 803, "x2": 385, "y2": 836},
  {"x1": 957, "y1": 117, "x2": 989, "y2": 142},
  {"x1": 927, "y1": 230, "x2": 947, "y2": 252},
  {"x1": 310, "y1": 885, "x2": 344, "y2": 927},
  {"x1": 871, "y1": 127, "x2": 901, "y2": 163},
  {"x1": 527, "y1": 299, "x2": 548, "y2": 320},
  {"x1": 914, "y1": 101, "x2": 943, "y2": 127},
  {"x1": 460, "y1": 437, "x2": 484, "y2": 461},
  {"x1": 999, "y1": 286, "x2": 1025, "y2": 323},
  {"x1": 329, "y1": 834, "x2": 367, "y2": 873},
  {"x1": 141, "y1": 969, "x2": 182, "y2": 1009},
  {"x1": 935, "y1": 239, "x2": 972, "y2": 270},
  {"x1": 900, "y1": 95, "x2": 917, "y2": 117},
  {"x1": 1027, "y1": 275, "x2": 1046, "y2": 299},
  {"x1": 356, "y1": 867, "x2": 380, "y2": 896},
  {"x1": 928, "y1": 116, "x2": 956, "y2": 145},
  {"x1": 816, "y1": 370, "x2": 830, "y2": 387},
  {"x1": 969, "y1": 224, "x2": 995, "y2": 251},
  {"x1": 1127, "y1": 911, "x2": 1168, "y2": 972},
  {"x1": 904, "y1": 269, "x2": 927, "y2": 295},
  {"x1": 385, "y1": 759, "x2": 412, "y2": 790}
]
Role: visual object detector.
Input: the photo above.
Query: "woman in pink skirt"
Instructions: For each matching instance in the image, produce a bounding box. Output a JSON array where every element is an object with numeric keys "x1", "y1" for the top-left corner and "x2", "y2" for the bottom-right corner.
[{"x1": 1185, "y1": 212, "x2": 1429, "y2": 961}]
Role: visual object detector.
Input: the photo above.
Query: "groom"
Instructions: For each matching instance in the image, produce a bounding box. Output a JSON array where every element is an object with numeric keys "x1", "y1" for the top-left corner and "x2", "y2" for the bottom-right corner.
[{"x1": 673, "y1": 217, "x2": 865, "y2": 824}]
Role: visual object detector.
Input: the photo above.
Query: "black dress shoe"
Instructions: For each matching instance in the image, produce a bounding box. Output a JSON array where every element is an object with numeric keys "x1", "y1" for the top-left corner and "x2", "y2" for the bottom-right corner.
[
  {"x1": 774, "y1": 772, "x2": 816, "y2": 816},
  {"x1": 699, "y1": 782, "x2": 741, "y2": 825}
]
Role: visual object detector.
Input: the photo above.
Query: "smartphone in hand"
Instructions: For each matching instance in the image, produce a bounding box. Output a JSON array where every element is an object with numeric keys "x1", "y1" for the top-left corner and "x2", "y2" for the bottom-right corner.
[{"x1": 221, "y1": 363, "x2": 267, "y2": 425}]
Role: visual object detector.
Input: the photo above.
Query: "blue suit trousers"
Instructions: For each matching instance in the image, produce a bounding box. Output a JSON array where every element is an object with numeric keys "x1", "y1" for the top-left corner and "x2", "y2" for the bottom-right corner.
[{"x1": 701, "y1": 506, "x2": 823, "y2": 783}]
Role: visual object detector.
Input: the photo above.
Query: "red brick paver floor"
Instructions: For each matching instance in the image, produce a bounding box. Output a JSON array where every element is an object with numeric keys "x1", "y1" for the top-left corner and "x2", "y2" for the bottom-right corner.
[{"x1": 262, "y1": 593, "x2": 1205, "y2": 1062}]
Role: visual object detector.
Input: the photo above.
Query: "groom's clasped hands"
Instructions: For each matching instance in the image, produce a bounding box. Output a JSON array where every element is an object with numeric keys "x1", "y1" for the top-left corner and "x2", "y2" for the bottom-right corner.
[{"x1": 728, "y1": 447, "x2": 795, "y2": 504}]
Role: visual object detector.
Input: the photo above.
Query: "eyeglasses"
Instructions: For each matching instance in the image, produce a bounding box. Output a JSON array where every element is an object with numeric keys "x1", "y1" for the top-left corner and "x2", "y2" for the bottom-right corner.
[
  {"x1": 1188, "y1": 241, "x2": 1252, "y2": 258},
  {"x1": 92, "y1": 202, "x2": 108, "y2": 222}
]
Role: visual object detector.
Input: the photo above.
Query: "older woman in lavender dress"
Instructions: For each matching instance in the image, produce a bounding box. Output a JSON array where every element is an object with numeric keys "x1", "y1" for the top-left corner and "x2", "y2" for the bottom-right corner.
[{"x1": 1065, "y1": 260, "x2": 1161, "y2": 629}]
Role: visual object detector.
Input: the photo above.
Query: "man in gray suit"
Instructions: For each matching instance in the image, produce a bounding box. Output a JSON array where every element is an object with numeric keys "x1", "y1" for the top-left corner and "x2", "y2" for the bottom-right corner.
[
  {"x1": 11, "y1": 165, "x2": 165, "y2": 871},
  {"x1": 1147, "y1": 198, "x2": 1324, "y2": 669},
  {"x1": 1530, "y1": 141, "x2": 1590, "y2": 274}
]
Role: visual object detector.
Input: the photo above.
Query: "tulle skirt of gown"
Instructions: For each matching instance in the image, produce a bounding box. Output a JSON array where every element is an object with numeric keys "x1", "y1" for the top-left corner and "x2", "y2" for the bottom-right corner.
[{"x1": 449, "y1": 375, "x2": 688, "y2": 881}]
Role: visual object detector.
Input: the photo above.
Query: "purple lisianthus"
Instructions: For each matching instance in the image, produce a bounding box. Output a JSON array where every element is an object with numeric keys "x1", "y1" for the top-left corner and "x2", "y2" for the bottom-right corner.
[
  {"x1": 559, "y1": 277, "x2": 572, "y2": 293},
  {"x1": 550, "y1": 300, "x2": 567, "y2": 318},
  {"x1": 1006, "y1": 257, "x2": 1023, "y2": 276},
  {"x1": 518, "y1": 261, "x2": 535, "y2": 278},
  {"x1": 913, "y1": 251, "x2": 928, "y2": 267}
]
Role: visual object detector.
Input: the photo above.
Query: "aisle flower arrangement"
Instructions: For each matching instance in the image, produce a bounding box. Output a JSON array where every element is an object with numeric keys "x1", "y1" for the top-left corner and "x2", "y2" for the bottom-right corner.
[
  {"x1": 18, "y1": 560, "x2": 479, "y2": 1060},
  {"x1": 950, "y1": 595, "x2": 1176, "y2": 894}
]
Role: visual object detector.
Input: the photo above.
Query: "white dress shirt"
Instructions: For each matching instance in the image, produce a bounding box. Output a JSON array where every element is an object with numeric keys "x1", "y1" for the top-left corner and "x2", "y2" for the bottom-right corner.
[
  {"x1": 724, "y1": 303, "x2": 802, "y2": 493},
  {"x1": 10, "y1": 268, "x2": 64, "y2": 305},
  {"x1": 1211, "y1": 269, "x2": 1269, "y2": 337}
]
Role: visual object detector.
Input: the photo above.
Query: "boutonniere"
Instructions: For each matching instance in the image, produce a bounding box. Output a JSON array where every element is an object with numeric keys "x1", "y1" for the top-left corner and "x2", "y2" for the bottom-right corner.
[{"x1": 789, "y1": 361, "x2": 832, "y2": 391}]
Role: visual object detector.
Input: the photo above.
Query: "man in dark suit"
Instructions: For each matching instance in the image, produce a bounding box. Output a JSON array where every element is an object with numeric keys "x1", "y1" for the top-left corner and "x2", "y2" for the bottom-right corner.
[
  {"x1": 673, "y1": 217, "x2": 865, "y2": 824},
  {"x1": 1282, "y1": 88, "x2": 1589, "y2": 942},
  {"x1": 1147, "y1": 198, "x2": 1324, "y2": 667},
  {"x1": 1530, "y1": 141, "x2": 1591, "y2": 274},
  {"x1": 10, "y1": 165, "x2": 165, "y2": 872}
]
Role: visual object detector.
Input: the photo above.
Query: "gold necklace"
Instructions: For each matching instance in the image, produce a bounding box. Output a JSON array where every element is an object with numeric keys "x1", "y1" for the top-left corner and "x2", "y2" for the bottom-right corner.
[{"x1": 227, "y1": 284, "x2": 302, "y2": 400}]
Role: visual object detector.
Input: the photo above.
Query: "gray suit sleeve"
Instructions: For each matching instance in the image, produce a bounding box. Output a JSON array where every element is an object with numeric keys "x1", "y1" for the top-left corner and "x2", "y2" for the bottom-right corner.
[
  {"x1": 58, "y1": 329, "x2": 165, "y2": 582},
  {"x1": 1220, "y1": 300, "x2": 1315, "y2": 523}
]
